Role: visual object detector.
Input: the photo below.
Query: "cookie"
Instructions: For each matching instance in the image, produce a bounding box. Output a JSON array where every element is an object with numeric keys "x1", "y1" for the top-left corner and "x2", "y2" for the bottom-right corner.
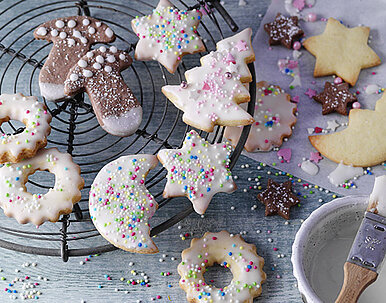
[
  {"x1": 309, "y1": 93, "x2": 386, "y2": 167},
  {"x1": 162, "y1": 28, "x2": 255, "y2": 132},
  {"x1": 157, "y1": 130, "x2": 236, "y2": 215},
  {"x1": 64, "y1": 46, "x2": 142, "y2": 137},
  {"x1": 257, "y1": 179, "x2": 300, "y2": 220},
  {"x1": 224, "y1": 81, "x2": 297, "y2": 152},
  {"x1": 131, "y1": 0, "x2": 205, "y2": 74},
  {"x1": 0, "y1": 93, "x2": 52, "y2": 163},
  {"x1": 178, "y1": 230, "x2": 266, "y2": 303},
  {"x1": 303, "y1": 18, "x2": 381, "y2": 86},
  {"x1": 34, "y1": 16, "x2": 115, "y2": 101},
  {"x1": 313, "y1": 81, "x2": 357, "y2": 115},
  {"x1": 89, "y1": 154, "x2": 159, "y2": 254},
  {"x1": 264, "y1": 13, "x2": 304, "y2": 49},
  {"x1": 0, "y1": 148, "x2": 84, "y2": 225}
]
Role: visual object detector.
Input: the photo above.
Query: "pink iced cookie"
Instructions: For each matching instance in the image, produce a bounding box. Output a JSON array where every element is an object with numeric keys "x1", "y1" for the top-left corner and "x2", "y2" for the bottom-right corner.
[
  {"x1": 157, "y1": 130, "x2": 236, "y2": 214},
  {"x1": 64, "y1": 46, "x2": 142, "y2": 137},
  {"x1": 225, "y1": 81, "x2": 297, "y2": 152}
]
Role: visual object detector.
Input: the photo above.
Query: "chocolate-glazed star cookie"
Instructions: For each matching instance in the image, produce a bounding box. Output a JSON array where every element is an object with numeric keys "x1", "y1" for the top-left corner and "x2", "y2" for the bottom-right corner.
[
  {"x1": 313, "y1": 81, "x2": 357, "y2": 115},
  {"x1": 257, "y1": 179, "x2": 300, "y2": 220},
  {"x1": 264, "y1": 13, "x2": 304, "y2": 49}
]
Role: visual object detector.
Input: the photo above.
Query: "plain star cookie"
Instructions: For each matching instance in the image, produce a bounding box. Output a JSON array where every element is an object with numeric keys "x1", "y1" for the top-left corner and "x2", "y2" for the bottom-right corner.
[
  {"x1": 0, "y1": 93, "x2": 52, "y2": 163},
  {"x1": 257, "y1": 179, "x2": 300, "y2": 220},
  {"x1": 34, "y1": 16, "x2": 115, "y2": 101},
  {"x1": 309, "y1": 93, "x2": 386, "y2": 167},
  {"x1": 224, "y1": 81, "x2": 297, "y2": 152},
  {"x1": 162, "y1": 28, "x2": 255, "y2": 132},
  {"x1": 131, "y1": 0, "x2": 205, "y2": 73},
  {"x1": 0, "y1": 148, "x2": 84, "y2": 225},
  {"x1": 157, "y1": 130, "x2": 236, "y2": 215},
  {"x1": 89, "y1": 154, "x2": 159, "y2": 254},
  {"x1": 313, "y1": 81, "x2": 357, "y2": 115},
  {"x1": 64, "y1": 46, "x2": 142, "y2": 137},
  {"x1": 303, "y1": 18, "x2": 381, "y2": 86},
  {"x1": 178, "y1": 231, "x2": 266, "y2": 303}
]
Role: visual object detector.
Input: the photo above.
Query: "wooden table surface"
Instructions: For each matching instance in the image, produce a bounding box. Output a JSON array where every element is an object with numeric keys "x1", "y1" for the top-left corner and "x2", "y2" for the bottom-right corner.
[{"x1": 0, "y1": 0, "x2": 343, "y2": 302}]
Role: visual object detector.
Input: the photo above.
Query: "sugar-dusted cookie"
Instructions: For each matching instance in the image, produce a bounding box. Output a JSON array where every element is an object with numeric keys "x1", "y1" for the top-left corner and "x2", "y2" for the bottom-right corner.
[
  {"x1": 157, "y1": 130, "x2": 236, "y2": 214},
  {"x1": 0, "y1": 148, "x2": 84, "y2": 225},
  {"x1": 0, "y1": 93, "x2": 52, "y2": 163},
  {"x1": 34, "y1": 16, "x2": 115, "y2": 101},
  {"x1": 313, "y1": 81, "x2": 357, "y2": 115},
  {"x1": 264, "y1": 13, "x2": 304, "y2": 49},
  {"x1": 224, "y1": 81, "x2": 297, "y2": 152},
  {"x1": 131, "y1": 0, "x2": 205, "y2": 73},
  {"x1": 303, "y1": 18, "x2": 381, "y2": 86},
  {"x1": 178, "y1": 231, "x2": 266, "y2": 303},
  {"x1": 162, "y1": 28, "x2": 255, "y2": 132},
  {"x1": 309, "y1": 93, "x2": 386, "y2": 167},
  {"x1": 64, "y1": 46, "x2": 142, "y2": 137},
  {"x1": 257, "y1": 179, "x2": 300, "y2": 220},
  {"x1": 89, "y1": 154, "x2": 159, "y2": 254}
]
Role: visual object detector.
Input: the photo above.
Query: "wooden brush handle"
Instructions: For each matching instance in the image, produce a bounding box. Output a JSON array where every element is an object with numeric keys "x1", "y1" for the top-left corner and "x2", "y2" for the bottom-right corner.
[{"x1": 335, "y1": 262, "x2": 378, "y2": 303}]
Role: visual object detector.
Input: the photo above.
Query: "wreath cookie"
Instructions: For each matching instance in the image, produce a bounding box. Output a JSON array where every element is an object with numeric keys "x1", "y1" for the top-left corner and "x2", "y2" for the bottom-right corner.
[
  {"x1": 0, "y1": 93, "x2": 52, "y2": 163},
  {"x1": 178, "y1": 231, "x2": 266, "y2": 302}
]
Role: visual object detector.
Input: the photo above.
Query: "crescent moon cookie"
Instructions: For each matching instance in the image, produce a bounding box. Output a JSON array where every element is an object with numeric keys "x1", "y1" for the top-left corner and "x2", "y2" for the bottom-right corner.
[
  {"x1": 162, "y1": 28, "x2": 255, "y2": 132},
  {"x1": 303, "y1": 18, "x2": 380, "y2": 86},
  {"x1": 131, "y1": 0, "x2": 205, "y2": 74},
  {"x1": 34, "y1": 16, "x2": 115, "y2": 101},
  {"x1": 64, "y1": 46, "x2": 142, "y2": 137},
  {"x1": 0, "y1": 93, "x2": 52, "y2": 163},
  {"x1": 224, "y1": 81, "x2": 297, "y2": 152},
  {"x1": 0, "y1": 148, "x2": 84, "y2": 225},
  {"x1": 89, "y1": 154, "x2": 159, "y2": 254},
  {"x1": 157, "y1": 130, "x2": 236, "y2": 215},
  {"x1": 309, "y1": 93, "x2": 386, "y2": 167},
  {"x1": 178, "y1": 231, "x2": 266, "y2": 303}
]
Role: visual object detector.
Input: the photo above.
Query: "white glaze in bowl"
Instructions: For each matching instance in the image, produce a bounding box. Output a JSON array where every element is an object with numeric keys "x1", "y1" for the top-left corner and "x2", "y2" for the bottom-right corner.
[{"x1": 291, "y1": 195, "x2": 386, "y2": 303}]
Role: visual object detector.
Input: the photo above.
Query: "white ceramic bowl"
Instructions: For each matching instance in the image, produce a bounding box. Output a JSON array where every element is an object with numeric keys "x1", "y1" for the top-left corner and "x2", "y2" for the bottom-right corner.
[{"x1": 291, "y1": 195, "x2": 368, "y2": 303}]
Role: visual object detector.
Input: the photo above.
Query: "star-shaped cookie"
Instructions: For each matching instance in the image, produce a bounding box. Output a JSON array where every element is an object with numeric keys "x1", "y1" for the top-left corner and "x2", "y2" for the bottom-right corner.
[
  {"x1": 313, "y1": 82, "x2": 357, "y2": 115},
  {"x1": 264, "y1": 13, "x2": 304, "y2": 49},
  {"x1": 303, "y1": 18, "x2": 381, "y2": 86},
  {"x1": 131, "y1": 0, "x2": 205, "y2": 73},
  {"x1": 162, "y1": 28, "x2": 255, "y2": 132},
  {"x1": 257, "y1": 179, "x2": 300, "y2": 220},
  {"x1": 157, "y1": 130, "x2": 236, "y2": 214}
]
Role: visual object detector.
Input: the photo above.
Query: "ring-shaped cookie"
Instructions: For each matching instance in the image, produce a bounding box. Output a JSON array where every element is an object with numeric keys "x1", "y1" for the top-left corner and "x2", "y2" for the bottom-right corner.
[
  {"x1": 0, "y1": 147, "x2": 84, "y2": 225},
  {"x1": 0, "y1": 93, "x2": 52, "y2": 163},
  {"x1": 178, "y1": 231, "x2": 266, "y2": 303}
]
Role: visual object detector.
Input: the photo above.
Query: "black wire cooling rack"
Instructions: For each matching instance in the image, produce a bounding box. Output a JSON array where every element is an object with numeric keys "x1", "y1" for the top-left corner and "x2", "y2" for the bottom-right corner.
[{"x1": 0, "y1": 0, "x2": 256, "y2": 261}]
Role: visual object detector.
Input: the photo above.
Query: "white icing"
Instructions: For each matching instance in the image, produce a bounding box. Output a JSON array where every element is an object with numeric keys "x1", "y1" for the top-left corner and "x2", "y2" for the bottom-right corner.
[
  {"x1": 301, "y1": 160, "x2": 319, "y2": 175},
  {"x1": 0, "y1": 93, "x2": 51, "y2": 161},
  {"x1": 93, "y1": 63, "x2": 101, "y2": 70},
  {"x1": 95, "y1": 55, "x2": 104, "y2": 64},
  {"x1": 101, "y1": 107, "x2": 142, "y2": 138},
  {"x1": 80, "y1": 37, "x2": 88, "y2": 44},
  {"x1": 157, "y1": 130, "x2": 236, "y2": 214},
  {"x1": 39, "y1": 82, "x2": 65, "y2": 101},
  {"x1": 36, "y1": 27, "x2": 47, "y2": 36},
  {"x1": 78, "y1": 59, "x2": 87, "y2": 68},
  {"x1": 82, "y1": 19, "x2": 90, "y2": 26},
  {"x1": 365, "y1": 84, "x2": 379, "y2": 95},
  {"x1": 162, "y1": 28, "x2": 255, "y2": 132},
  {"x1": 59, "y1": 32, "x2": 67, "y2": 39},
  {"x1": 367, "y1": 175, "x2": 386, "y2": 216},
  {"x1": 67, "y1": 38, "x2": 75, "y2": 46},
  {"x1": 99, "y1": 46, "x2": 107, "y2": 53},
  {"x1": 178, "y1": 231, "x2": 265, "y2": 302},
  {"x1": 95, "y1": 22, "x2": 101, "y2": 27},
  {"x1": 67, "y1": 20, "x2": 76, "y2": 28},
  {"x1": 86, "y1": 51, "x2": 93, "y2": 58},
  {"x1": 106, "y1": 55, "x2": 115, "y2": 63},
  {"x1": 69, "y1": 74, "x2": 78, "y2": 81},
  {"x1": 50, "y1": 29, "x2": 58, "y2": 37},
  {"x1": 0, "y1": 147, "x2": 83, "y2": 225},
  {"x1": 131, "y1": 0, "x2": 204, "y2": 73},
  {"x1": 55, "y1": 20, "x2": 64, "y2": 28},
  {"x1": 104, "y1": 66, "x2": 112, "y2": 73},
  {"x1": 328, "y1": 162, "x2": 363, "y2": 186},
  {"x1": 88, "y1": 27, "x2": 96, "y2": 34},
  {"x1": 105, "y1": 28, "x2": 114, "y2": 38},
  {"x1": 110, "y1": 46, "x2": 117, "y2": 53},
  {"x1": 119, "y1": 54, "x2": 126, "y2": 60},
  {"x1": 83, "y1": 69, "x2": 93, "y2": 78},
  {"x1": 89, "y1": 154, "x2": 158, "y2": 253},
  {"x1": 73, "y1": 30, "x2": 82, "y2": 38}
]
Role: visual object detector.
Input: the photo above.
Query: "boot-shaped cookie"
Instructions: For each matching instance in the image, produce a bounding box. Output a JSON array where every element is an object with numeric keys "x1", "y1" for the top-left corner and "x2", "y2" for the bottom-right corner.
[
  {"x1": 34, "y1": 16, "x2": 115, "y2": 101},
  {"x1": 64, "y1": 46, "x2": 142, "y2": 137}
]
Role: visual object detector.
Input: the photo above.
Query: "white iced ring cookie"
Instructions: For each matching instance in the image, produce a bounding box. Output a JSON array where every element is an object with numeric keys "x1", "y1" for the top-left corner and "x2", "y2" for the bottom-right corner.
[
  {"x1": 0, "y1": 93, "x2": 52, "y2": 163},
  {"x1": 178, "y1": 231, "x2": 266, "y2": 303},
  {"x1": 0, "y1": 147, "x2": 84, "y2": 225}
]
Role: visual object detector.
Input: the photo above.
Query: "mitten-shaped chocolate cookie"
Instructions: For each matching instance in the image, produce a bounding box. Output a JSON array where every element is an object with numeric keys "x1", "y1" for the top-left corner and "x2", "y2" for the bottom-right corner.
[
  {"x1": 34, "y1": 16, "x2": 115, "y2": 101},
  {"x1": 64, "y1": 46, "x2": 142, "y2": 137}
]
